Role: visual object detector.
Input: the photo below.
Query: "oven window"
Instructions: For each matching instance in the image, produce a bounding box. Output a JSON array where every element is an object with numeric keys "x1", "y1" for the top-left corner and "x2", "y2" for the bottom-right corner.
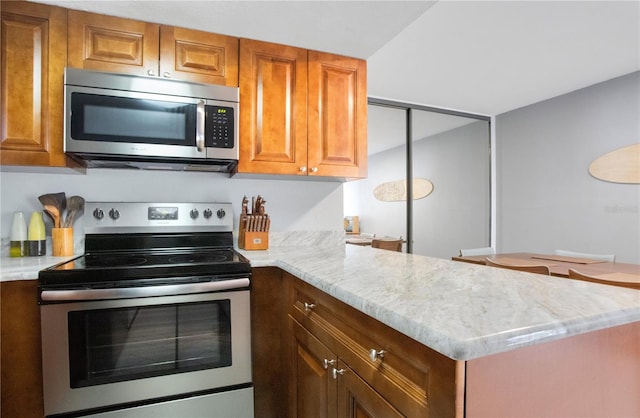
[{"x1": 67, "y1": 300, "x2": 231, "y2": 388}]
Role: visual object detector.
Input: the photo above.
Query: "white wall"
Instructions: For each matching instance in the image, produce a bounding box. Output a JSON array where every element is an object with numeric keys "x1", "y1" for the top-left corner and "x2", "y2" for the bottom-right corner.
[
  {"x1": 0, "y1": 168, "x2": 344, "y2": 247},
  {"x1": 496, "y1": 71, "x2": 640, "y2": 263}
]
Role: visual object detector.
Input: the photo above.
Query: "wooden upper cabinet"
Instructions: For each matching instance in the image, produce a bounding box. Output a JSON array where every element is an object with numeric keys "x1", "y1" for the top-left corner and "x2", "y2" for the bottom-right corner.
[
  {"x1": 239, "y1": 39, "x2": 367, "y2": 178},
  {"x1": 67, "y1": 10, "x2": 238, "y2": 85},
  {"x1": 239, "y1": 39, "x2": 308, "y2": 175},
  {"x1": 1, "y1": 2, "x2": 67, "y2": 167},
  {"x1": 160, "y1": 26, "x2": 238, "y2": 86},
  {"x1": 67, "y1": 10, "x2": 160, "y2": 77},
  {"x1": 308, "y1": 51, "x2": 367, "y2": 179}
]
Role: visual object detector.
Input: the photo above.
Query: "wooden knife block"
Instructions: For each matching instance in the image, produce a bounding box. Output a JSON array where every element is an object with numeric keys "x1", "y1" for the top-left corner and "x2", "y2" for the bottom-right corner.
[
  {"x1": 238, "y1": 214, "x2": 269, "y2": 250},
  {"x1": 241, "y1": 231, "x2": 269, "y2": 250}
]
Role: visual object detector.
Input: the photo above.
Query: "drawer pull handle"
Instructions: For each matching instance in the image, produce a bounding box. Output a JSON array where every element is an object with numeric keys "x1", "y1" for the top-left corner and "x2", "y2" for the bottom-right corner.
[
  {"x1": 332, "y1": 368, "x2": 345, "y2": 379},
  {"x1": 369, "y1": 349, "x2": 386, "y2": 362},
  {"x1": 323, "y1": 359, "x2": 336, "y2": 369},
  {"x1": 304, "y1": 302, "x2": 316, "y2": 312}
]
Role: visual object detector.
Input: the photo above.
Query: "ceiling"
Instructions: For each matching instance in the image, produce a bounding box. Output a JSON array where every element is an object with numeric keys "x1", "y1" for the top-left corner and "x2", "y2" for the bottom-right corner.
[{"x1": 32, "y1": 0, "x2": 639, "y2": 116}]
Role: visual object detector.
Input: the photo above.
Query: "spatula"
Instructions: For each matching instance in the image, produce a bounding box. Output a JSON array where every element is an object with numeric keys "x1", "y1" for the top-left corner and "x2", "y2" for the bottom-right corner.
[
  {"x1": 64, "y1": 196, "x2": 85, "y2": 228},
  {"x1": 38, "y1": 192, "x2": 66, "y2": 228}
]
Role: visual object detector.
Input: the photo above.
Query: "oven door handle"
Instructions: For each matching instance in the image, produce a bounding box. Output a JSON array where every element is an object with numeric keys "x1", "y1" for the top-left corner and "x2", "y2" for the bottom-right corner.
[{"x1": 40, "y1": 278, "x2": 250, "y2": 302}]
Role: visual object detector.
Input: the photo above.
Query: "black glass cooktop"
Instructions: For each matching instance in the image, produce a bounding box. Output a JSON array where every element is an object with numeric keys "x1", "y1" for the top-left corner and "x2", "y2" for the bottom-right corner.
[{"x1": 38, "y1": 232, "x2": 251, "y2": 288}]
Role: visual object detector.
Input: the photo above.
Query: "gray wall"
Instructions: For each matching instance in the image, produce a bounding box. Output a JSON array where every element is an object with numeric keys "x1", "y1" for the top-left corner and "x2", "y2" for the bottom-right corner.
[
  {"x1": 0, "y1": 168, "x2": 344, "y2": 248},
  {"x1": 496, "y1": 71, "x2": 640, "y2": 263},
  {"x1": 412, "y1": 120, "x2": 490, "y2": 257},
  {"x1": 344, "y1": 119, "x2": 490, "y2": 259}
]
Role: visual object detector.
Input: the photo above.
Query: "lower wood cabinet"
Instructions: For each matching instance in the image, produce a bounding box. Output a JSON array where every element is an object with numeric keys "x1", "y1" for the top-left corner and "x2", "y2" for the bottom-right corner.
[
  {"x1": 289, "y1": 318, "x2": 336, "y2": 417},
  {"x1": 250, "y1": 267, "x2": 457, "y2": 418},
  {"x1": 0, "y1": 280, "x2": 44, "y2": 418},
  {"x1": 290, "y1": 318, "x2": 405, "y2": 418},
  {"x1": 286, "y1": 273, "x2": 456, "y2": 418}
]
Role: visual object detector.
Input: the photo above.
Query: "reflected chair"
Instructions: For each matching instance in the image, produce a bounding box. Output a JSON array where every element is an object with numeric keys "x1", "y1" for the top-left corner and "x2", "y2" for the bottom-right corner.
[
  {"x1": 554, "y1": 249, "x2": 615, "y2": 262},
  {"x1": 459, "y1": 247, "x2": 495, "y2": 257},
  {"x1": 484, "y1": 258, "x2": 550, "y2": 275},
  {"x1": 372, "y1": 238, "x2": 403, "y2": 252},
  {"x1": 568, "y1": 269, "x2": 640, "y2": 290}
]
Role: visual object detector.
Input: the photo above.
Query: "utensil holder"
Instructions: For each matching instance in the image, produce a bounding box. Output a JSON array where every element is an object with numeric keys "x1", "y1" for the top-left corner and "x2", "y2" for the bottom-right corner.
[{"x1": 52, "y1": 228, "x2": 74, "y2": 256}]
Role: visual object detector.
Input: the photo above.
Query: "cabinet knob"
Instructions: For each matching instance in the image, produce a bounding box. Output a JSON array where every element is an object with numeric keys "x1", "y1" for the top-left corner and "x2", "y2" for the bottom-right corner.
[
  {"x1": 369, "y1": 349, "x2": 385, "y2": 362},
  {"x1": 322, "y1": 359, "x2": 336, "y2": 369},
  {"x1": 304, "y1": 302, "x2": 316, "y2": 312},
  {"x1": 310, "y1": 167, "x2": 318, "y2": 173},
  {"x1": 147, "y1": 69, "x2": 156, "y2": 76},
  {"x1": 299, "y1": 166, "x2": 307, "y2": 173},
  {"x1": 332, "y1": 368, "x2": 346, "y2": 379},
  {"x1": 163, "y1": 72, "x2": 171, "y2": 78}
]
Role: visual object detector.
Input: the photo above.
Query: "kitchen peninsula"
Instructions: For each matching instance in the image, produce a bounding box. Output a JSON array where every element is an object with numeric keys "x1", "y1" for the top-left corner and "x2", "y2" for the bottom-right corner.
[
  {"x1": 241, "y1": 239, "x2": 640, "y2": 418},
  {"x1": 2, "y1": 239, "x2": 639, "y2": 417}
]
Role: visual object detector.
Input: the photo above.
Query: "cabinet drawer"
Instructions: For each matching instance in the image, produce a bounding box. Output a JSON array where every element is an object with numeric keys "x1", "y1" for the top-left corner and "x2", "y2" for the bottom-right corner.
[{"x1": 286, "y1": 273, "x2": 456, "y2": 417}]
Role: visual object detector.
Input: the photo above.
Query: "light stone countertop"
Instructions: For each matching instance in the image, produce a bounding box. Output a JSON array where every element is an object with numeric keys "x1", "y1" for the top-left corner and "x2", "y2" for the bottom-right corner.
[
  {"x1": 239, "y1": 241, "x2": 640, "y2": 361},
  {"x1": 3, "y1": 233, "x2": 638, "y2": 361},
  {"x1": 0, "y1": 254, "x2": 78, "y2": 281}
]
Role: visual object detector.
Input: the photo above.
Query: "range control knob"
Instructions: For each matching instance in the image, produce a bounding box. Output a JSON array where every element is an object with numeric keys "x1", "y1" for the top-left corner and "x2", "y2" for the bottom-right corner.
[
  {"x1": 108, "y1": 208, "x2": 120, "y2": 220},
  {"x1": 203, "y1": 208, "x2": 213, "y2": 219},
  {"x1": 216, "y1": 208, "x2": 226, "y2": 219},
  {"x1": 190, "y1": 209, "x2": 199, "y2": 219},
  {"x1": 93, "y1": 208, "x2": 104, "y2": 220}
]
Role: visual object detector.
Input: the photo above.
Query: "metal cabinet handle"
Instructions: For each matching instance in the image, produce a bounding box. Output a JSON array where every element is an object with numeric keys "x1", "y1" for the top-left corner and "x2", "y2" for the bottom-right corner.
[
  {"x1": 332, "y1": 368, "x2": 345, "y2": 379},
  {"x1": 310, "y1": 167, "x2": 318, "y2": 173},
  {"x1": 323, "y1": 359, "x2": 336, "y2": 369},
  {"x1": 369, "y1": 349, "x2": 385, "y2": 362},
  {"x1": 196, "y1": 100, "x2": 205, "y2": 152},
  {"x1": 299, "y1": 166, "x2": 307, "y2": 173},
  {"x1": 147, "y1": 69, "x2": 156, "y2": 76},
  {"x1": 304, "y1": 302, "x2": 316, "y2": 312},
  {"x1": 162, "y1": 72, "x2": 171, "y2": 78}
]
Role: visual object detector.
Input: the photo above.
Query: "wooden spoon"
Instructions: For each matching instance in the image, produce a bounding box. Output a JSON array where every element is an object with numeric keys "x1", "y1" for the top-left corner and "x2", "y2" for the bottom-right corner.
[
  {"x1": 38, "y1": 192, "x2": 66, "y2": 228},
  {"x1": 64, "y1": 196, "x2": 85, "y2": 228}
]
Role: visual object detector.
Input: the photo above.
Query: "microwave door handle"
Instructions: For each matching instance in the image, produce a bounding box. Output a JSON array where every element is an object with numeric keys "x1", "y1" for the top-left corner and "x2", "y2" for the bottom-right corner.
[{"x1": 196, "y1": 100, "x2": 205, "y2": 152}]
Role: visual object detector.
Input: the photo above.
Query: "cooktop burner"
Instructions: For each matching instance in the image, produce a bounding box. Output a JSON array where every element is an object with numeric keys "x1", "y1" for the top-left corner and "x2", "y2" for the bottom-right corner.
[
  {"x1": 167, "y1": 253, "x2": 229, "y2": 264},
  {"x1": 78, "y1": 249, "x2": 235, "y2": 269},
  {"x1": 82, "y1": 255, "x2": 149, "y2": 268}
]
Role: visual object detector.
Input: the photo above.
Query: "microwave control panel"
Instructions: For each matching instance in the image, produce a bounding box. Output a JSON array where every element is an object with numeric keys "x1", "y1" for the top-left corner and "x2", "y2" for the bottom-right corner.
[{"x1": 205, "y1": 105, "x2": 235, "y2": 149}]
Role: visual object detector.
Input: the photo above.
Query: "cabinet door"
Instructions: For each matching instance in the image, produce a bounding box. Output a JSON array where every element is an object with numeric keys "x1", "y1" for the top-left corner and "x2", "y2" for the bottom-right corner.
[
  {"x1": 159, "y1": 26, "x2": 238, "y2": 86},
  {"x1": 308, "y1": 51, "x2": 367, "y2": 178},
  {"x1": 1, "y1": 280, "x2": 44, "y2": 418},
  {"x1": 238, "y1": 39, "x2": 308, "y2": 175},
  {"x1": 68, "y1": 10, "x2": 160, "y2": 76},
  {"x1": 335, "y1": 360, "x2": 404, "y2": 418},
  {"x1": 1, "y1": 2, "x2": 67, "y2": 167},
  {"x1": 289, "y1": 318, "x2": 337, "y2": 418}
]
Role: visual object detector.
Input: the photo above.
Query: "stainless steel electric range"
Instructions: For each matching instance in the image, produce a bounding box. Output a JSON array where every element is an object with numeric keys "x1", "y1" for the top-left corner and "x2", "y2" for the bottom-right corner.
[{"x1": 38, "y1": 202, "x2": 253, "y2": 418}]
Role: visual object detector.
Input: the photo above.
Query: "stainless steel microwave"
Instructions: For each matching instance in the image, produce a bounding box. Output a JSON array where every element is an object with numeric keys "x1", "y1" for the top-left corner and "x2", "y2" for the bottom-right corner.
[{"x1": 64, "y1": 68, "x2": 239, "y2": 173}]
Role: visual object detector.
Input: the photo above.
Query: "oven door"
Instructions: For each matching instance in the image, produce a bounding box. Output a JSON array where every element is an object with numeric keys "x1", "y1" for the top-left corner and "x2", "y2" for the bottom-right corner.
[{"x1": 41, "y1": 287, "x2": 252, "y2": 417}]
